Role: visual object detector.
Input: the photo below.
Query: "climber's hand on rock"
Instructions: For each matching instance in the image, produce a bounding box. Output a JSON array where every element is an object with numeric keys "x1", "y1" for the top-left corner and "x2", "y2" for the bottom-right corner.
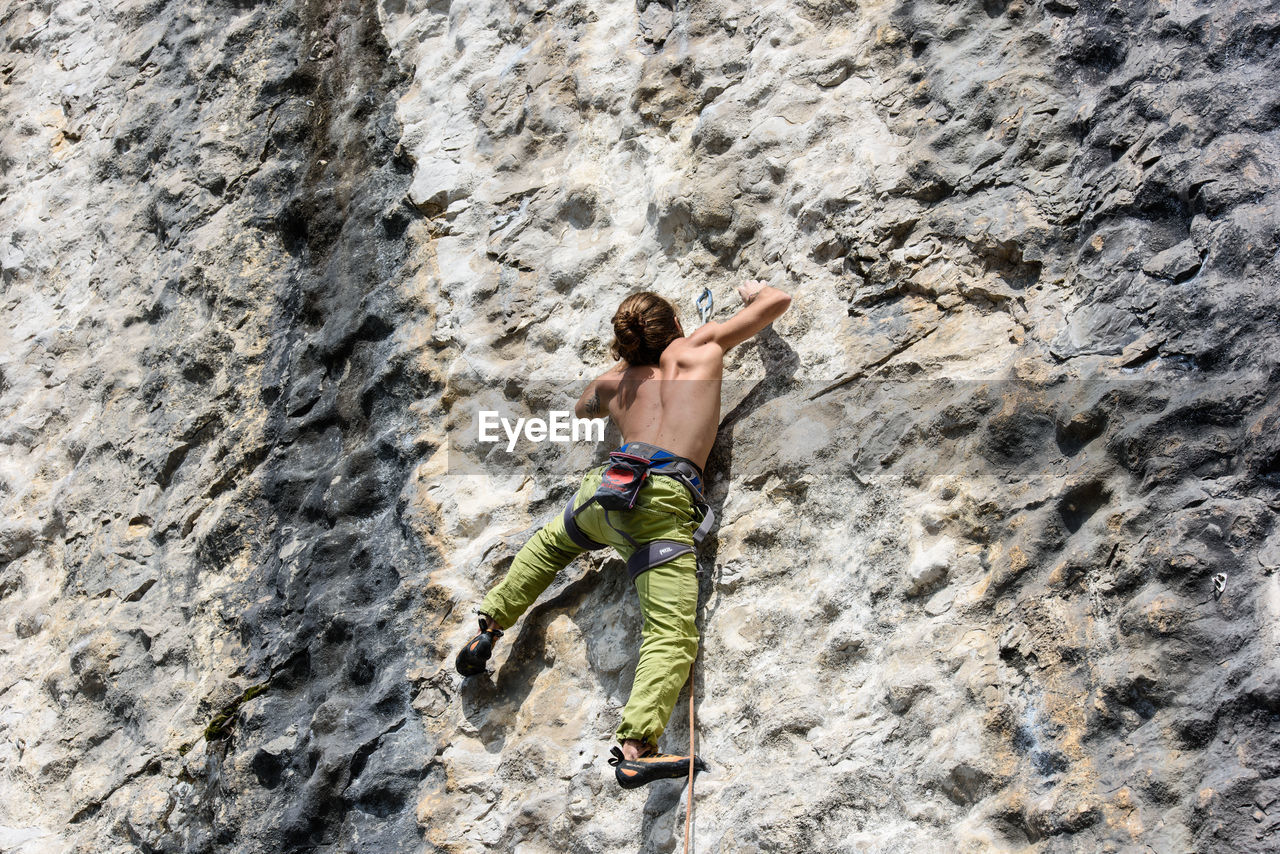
[{"x1": 737, "y1": 280, "x2": 767, "y2": 304}]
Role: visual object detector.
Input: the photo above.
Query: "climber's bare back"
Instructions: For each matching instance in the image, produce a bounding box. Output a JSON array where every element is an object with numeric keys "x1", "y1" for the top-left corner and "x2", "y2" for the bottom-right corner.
[
  {"x1": 575, "y1": 283, "x2": 793, "y2": 470},
  {"x1": 596, "y1": 337, "x2": 725, "y2": 469}
]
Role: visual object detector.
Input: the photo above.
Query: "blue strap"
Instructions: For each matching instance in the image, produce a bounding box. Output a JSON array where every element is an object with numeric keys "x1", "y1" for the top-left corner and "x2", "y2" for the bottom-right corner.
[{"x1": 618, "y1": 442, "x2": 704, "y2": 494}]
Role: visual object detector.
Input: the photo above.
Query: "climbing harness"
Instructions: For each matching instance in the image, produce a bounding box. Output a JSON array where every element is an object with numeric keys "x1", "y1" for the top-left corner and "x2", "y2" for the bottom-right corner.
[
  {"x1": 561, "y1": 442, "x2": 716, "y2": 580},
  {"x1": 696, "y1": 287, "x2": 714, "y2": 325}
]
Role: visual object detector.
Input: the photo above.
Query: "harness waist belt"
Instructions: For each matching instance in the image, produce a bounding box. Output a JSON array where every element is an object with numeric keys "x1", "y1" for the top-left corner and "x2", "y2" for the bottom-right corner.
[{"x1": 619, "y1": 441, "x2": 705, "y2": 497}]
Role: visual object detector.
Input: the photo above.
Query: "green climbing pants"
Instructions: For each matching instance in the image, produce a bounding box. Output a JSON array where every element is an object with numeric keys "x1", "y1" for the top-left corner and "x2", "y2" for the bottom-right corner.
[{"x1": 479, "y1": 465, "x2": 700, "y2": 751}]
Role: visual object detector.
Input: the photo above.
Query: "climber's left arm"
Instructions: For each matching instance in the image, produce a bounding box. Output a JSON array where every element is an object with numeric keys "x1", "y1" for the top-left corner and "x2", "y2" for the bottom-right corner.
[{"x1": 574, "y1": 363, "x2": 624, "y2": 419}]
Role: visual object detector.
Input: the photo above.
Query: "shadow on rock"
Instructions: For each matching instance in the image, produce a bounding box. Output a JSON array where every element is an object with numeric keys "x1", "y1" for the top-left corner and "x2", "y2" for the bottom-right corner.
[{"x1": 458, "y1": 565, "x2": 607, "y2": 751}]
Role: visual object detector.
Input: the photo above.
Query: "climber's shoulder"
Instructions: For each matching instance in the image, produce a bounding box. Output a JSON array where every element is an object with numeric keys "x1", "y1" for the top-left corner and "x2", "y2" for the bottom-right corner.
[
  {"x1": 594, "y1": 364, "x2": 625, "y2": 389},
  {"x1": 662, "y1": 329, "x2": 724, "y2": 370},
  {"x1": 672, "y1": 321, "x2": 734, "y2": 354}
]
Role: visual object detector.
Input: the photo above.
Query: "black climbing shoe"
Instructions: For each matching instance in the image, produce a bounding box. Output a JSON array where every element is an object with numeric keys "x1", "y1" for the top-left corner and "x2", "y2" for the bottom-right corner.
[
  {"x1": 455, "y1": 617, "x2": 503, "y2": 677},
  {"x1": 608, "y1": 746, "x2": 708, "y2": 789}
]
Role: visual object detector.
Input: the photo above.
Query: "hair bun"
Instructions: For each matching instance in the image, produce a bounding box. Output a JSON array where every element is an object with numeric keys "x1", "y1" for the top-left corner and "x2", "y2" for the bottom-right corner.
[
  {"x1": 610, "y1": 291, "x2": 680, "y2": 366},
  {"x1": 615, "y1": 309, "x2": 646, "y2": 343}
]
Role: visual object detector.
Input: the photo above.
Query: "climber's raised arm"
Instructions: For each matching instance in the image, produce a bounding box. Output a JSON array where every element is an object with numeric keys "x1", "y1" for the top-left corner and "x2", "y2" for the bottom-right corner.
[{"x1": 689, "y1": 281, "x2": 791, "y2": 354}]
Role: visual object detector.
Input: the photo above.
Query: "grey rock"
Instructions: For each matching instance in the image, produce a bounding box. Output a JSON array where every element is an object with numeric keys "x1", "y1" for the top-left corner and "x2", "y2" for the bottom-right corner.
[
  {"x1": 0, "y1": 524, "x2": 36, "y2": 566},
  {"x1": 1143, "y1": 239, "x2": 1203, "y2": 282}
]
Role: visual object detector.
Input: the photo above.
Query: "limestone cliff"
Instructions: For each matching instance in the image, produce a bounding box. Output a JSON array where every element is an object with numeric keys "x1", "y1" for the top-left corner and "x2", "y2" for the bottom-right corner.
[{"x1": 1, "y1": 0, "x2": 1278, "y2": 851}]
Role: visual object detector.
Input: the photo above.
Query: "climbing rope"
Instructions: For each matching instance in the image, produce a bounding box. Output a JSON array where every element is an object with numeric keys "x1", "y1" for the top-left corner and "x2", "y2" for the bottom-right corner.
[
  {"x1": 683, "y1": 502, "x2": 722, "y2": 853},
  {"x1": 684, "y1": 653, "x2": 697, "y2": 854}
]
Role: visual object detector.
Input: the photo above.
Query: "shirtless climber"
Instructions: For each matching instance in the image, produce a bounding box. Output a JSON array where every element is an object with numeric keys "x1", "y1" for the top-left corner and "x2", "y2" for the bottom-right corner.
[{"x1": 455, "y1": 280, "x2": 792, "y2": 788}]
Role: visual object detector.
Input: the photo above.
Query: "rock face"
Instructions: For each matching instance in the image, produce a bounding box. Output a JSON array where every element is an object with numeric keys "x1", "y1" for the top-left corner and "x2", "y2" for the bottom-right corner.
[{"x1": 2, "y1": 0, "x2": 1279, "y2": 851}]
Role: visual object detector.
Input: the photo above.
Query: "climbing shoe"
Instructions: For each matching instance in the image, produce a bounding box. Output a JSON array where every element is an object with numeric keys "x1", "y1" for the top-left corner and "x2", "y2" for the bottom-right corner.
[
  {"x1": 455, "y1": 617, "x2": 503, "y2": 677},
  {"x1": 608, "y1": 745, "x2": 708, "y2": 789}
]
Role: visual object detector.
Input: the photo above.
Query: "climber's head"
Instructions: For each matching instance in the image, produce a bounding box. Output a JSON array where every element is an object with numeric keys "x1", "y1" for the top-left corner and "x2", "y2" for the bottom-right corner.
[{"x1": 610, "y1": 292, "x2": 683, "y2": 365}]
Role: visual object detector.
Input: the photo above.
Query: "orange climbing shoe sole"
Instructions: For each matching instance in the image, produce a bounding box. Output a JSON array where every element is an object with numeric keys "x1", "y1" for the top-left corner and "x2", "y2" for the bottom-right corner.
[{"x1": 608, "y1": 746, "x2": 708, "y2": 789}]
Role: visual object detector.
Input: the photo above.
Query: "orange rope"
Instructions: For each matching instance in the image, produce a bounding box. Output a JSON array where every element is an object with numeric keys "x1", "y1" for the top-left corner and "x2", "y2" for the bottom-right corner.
[{"x1": 684, "y1": 663, "x2": 695, "y2": 854}]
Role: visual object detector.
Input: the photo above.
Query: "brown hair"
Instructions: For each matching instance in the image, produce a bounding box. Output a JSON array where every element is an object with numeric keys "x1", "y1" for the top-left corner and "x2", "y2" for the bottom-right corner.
[{"x1": 610, "y1": 292, "x2": 681, "y2": 365}]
